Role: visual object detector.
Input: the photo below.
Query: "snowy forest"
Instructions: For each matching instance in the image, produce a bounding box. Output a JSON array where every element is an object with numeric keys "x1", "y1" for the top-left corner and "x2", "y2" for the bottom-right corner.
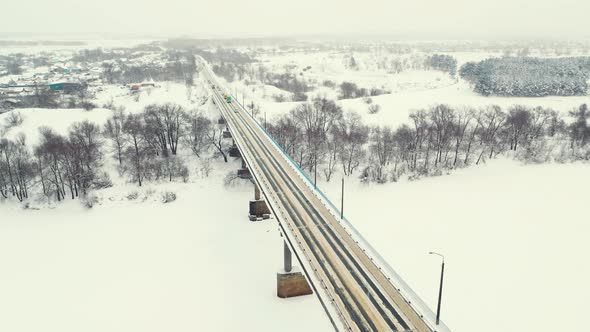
[{"x1": 460, "y1": 57, "x2": 590, "y2": 97}]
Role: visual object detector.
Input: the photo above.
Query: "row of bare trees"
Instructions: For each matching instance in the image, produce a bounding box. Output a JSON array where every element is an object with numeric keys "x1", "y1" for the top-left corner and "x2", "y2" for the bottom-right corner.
[
  {"x1": 0, "y1": 102, "x2": 231, "y2": 203},
  {"x1": 102, "y1": 103, "x2": 229, "y2": 187},
  {"x1": 363, "y1": 104, "x2": 563, "y2": 182},
  {"x1": 268, "y1": 101, "x2": 589, "y2": 184},
  {"x1": 267, "y1": 97, "x2": 370, "y2": 182},
  {"x1": 0, "y1": 121, "x2": 105, "y2": 202}
]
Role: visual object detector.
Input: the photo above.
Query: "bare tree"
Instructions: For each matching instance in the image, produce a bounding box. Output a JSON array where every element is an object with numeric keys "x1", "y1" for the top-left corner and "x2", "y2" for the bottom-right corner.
[
  {"x1": 103, "y1": 108, "x2": 126, "y2": 165},
  {"x1": 0, "y1": 136, "x2": 34, "y2": 201},
  {"x1": 206, "y1": 125, "x2": 228, "y2": 163},
  {"x1": 429, "y1": 104, "x2": 455, "y2": 167},
  {"x1": 184, "y1": 110, "x2": 211, "y2": 157},
  {"x1": 451, "y1": 108, "x2": 474, "y2": 166},
  {"x1": 123, "y1": 113, "x2": 147, "y2": 186},
  {"x1": 505, "y1": 105, "x2": 532, "y2": 151},
  {"x1": 476, "y1": 105, "x2": 507, "y2": 164},
  {"x1": 335, "y1": 111, "x2": 369, "y2": 176},
  {"x1": 291, "y1": 97, "x2": 343, "y2": 172},
  {"x1": 143, "y1": 103, "x2": 187, "y2": 156},
  {"x1": 369, "y1": 126, "x2": 395, "y2": 181}
]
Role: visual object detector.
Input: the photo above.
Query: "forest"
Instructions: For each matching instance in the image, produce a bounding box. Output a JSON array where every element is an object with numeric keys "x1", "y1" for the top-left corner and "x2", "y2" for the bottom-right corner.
[{"x1": 460, "y1": 57, "x2": 590, "y2": 97}]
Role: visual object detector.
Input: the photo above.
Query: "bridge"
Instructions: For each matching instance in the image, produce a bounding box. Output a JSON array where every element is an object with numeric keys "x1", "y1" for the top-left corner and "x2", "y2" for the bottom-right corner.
[{"x1": 199, "y1": 58, "x2": 452, "y2": 332}]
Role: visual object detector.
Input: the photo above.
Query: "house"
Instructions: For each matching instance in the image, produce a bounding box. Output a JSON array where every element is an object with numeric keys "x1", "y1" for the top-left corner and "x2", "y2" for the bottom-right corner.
[{"x1": 48, "y1": 82, "x2": 83, "y2": 92}]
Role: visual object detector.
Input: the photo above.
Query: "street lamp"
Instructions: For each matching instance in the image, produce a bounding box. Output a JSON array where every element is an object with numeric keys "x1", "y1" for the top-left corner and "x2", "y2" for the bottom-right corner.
[{"x1": 429, "y1": 251, "x2": 445, "y2": 325}]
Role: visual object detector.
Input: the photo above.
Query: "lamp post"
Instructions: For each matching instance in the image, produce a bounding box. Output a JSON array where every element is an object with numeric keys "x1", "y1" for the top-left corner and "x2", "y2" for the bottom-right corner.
[
  {"x1": 340, "y1": 178, "x2": 344, "y2": 220},
  {"x1": 429, "y1": 251, "x2": 445, "y2": 325}
]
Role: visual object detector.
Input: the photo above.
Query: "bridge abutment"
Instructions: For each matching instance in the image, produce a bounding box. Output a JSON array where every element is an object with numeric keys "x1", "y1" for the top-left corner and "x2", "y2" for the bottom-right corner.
[{"x1": 277, "y1": 241, "x2": 313, "y2": 298}]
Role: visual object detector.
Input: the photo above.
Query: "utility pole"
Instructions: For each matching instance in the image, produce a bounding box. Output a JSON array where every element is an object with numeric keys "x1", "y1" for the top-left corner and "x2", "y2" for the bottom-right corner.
[
  {"x1": 340, "y1": 178, "x2": 344, "y2": 219},
  {"x1": 314, "y1": 155, "x2": 317, "y2": 189},
  {"x1": 429, "y1": 252, "x2": 445, "y2": 325},
  {"x1": 264, "y1": 112, "x2": 267, "y2": 130}
]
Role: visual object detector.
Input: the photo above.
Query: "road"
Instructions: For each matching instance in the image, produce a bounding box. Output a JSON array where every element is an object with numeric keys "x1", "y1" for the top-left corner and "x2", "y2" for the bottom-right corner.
[{"x1": 201, "y1": 60, "x2": 450, "y2": 332}]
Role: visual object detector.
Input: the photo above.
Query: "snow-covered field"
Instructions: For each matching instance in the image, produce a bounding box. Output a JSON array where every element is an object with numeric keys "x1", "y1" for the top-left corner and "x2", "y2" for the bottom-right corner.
[
  {"x1": 317, "y1": 158, "x2": 590, "y2": 332},
  {"x1": 233, "y1": 51, "x2": 590, "y2": 127},
  {"x1": 2, "y1": 156, "x2": 588, "y2": 332},
  {"x1": 0, "y1": 163, "x2": 333, "y2": 332},
  {"x1": 254, "y1": 79, "x2": 590, "y2": 128}
]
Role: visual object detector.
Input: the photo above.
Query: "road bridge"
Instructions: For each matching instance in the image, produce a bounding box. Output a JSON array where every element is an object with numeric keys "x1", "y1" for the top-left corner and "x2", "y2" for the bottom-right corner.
[{"x1": 200, "y1": 58, "x2": 452, "y2": 332}]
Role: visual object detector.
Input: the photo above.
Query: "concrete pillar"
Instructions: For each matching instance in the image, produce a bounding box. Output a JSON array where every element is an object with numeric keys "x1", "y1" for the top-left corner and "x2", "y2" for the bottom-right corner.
[
  {"x1": 249, "y1": 184, "x2": 270, "y2": 221},
  {"x1": 237, "y1": 158, "x2": 251, "y2": 179},
  {"x1": 254, "y1": 184, "x2": 261, "y2": 200},
  {"x1": 284, "y1": 241, "x2": 292, "y2": 273},
  {"x1": 229, "y1": 145, "x2": 241, "y2": 157},
  {"x1": 277, "y1": 242, "x2": 312, "y2": 298}
]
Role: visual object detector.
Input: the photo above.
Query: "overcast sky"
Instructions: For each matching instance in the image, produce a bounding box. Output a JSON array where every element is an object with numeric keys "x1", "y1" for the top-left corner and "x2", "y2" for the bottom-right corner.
[{"x1": 2, "y1": 0, "x2": 588, "y2": 39}]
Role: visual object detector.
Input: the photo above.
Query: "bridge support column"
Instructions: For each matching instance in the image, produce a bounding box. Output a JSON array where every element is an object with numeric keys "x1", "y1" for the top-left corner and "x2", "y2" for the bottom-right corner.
[
  {"x1": 248, "y1": 184, "x2": 270, "y2": 221},
  {"x1": 284, "y1": 240, "x2": 292, "y2": 272},
  {"x1": 229, "y1": 144, "x2": 241, "y2": 158},
  {"x1": 277, "y1": 241, "x2": 313, "y2": 298},
  {"x1": 237, "y1": 157, "x2": 251, "y2": 179}
]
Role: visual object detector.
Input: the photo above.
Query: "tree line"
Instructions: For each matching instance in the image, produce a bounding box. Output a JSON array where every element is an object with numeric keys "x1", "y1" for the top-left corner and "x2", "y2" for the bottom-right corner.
[
  {"x1": 424, "y1": 54, "x2": 457, "y2": 76},
  {"x1": 101, "y1": 51, "x2": 197, "y2": 85},
  {"x1": 267, "y1": 100, "x2": 590, "y2": 184},
  {"x1": 0, "y1": 102, "x2": 230, "y2": 203}
]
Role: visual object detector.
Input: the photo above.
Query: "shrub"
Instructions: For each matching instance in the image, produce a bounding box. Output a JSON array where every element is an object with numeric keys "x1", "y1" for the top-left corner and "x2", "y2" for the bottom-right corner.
[
  {"x1": 81, "y1": 102, "x2": 97, "y2": 111},
  {"x1": 161, "y1": 191, "x2": 177, "y2": 203},
  {"x1": 272, "y1": 94, "x2": 287, "y2": 102},
  {"x1": 126, "y1": 191, "x2": 139, "y2": 200},
  {"x1": 81, "y1": 194, "x2": 100, "y2": 209},
  {"x1": 368, "y1": 104, "x2": 381, "y2": 114},
  {"x1": 4, "y1": 111, "x2": 23, "y2": 128},
  {"x1": 93, "y1": 172, "x2": 113, "y2": 189}
]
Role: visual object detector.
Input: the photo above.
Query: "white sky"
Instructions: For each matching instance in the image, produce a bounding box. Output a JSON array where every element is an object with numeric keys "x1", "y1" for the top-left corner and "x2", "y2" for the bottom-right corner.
[{"x1": 2, "y1": 0, "x2": 588, "y2": 39}]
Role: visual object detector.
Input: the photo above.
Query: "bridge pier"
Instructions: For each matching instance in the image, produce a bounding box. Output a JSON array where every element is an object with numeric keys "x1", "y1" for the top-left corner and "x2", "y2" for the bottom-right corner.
[
  {"x1": 237, "y1": 158, "x2": 251, "y2": 179},
  {"x1": 248, "y1": 184, "x2": 270, "y2": 221},
  {"x1": 229, "y1": 144, "x2": 241, "y2": 158},
  {"x1": 277, "y1": 241, "x2": 313, "y2": 298}
]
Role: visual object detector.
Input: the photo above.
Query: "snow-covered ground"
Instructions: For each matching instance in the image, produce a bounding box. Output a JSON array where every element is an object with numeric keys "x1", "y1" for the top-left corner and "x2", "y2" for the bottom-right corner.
[
  {"x1": 0, "y1": 162, "x2": 333, "y2": 332},
  {"x1": 252, "y1": 78, "x2": 590, "y2": 128},
  {"x1": 2, "y1": 156, "x2": 588, "y2": 332},
  {"x1": 316, "y1": 158, "x2": 590, "y2": 332},
  {"x1": 234, "y1": 51, "x2": 590, "y2": 127}
]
